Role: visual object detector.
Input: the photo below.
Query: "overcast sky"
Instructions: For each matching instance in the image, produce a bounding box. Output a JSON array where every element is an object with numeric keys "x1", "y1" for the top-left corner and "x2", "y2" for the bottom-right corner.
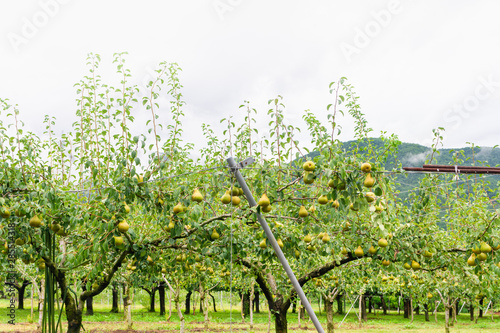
[{"x1": 1, "y1": 0, "x2": 500, "y2": 158}]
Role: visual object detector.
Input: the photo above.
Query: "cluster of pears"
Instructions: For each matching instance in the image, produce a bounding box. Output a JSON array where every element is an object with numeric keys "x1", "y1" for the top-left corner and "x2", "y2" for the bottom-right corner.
[
  {"x1": 258, "y1": 193, "x2": 272, "y2": 213},
  {"x1": 220, "y1": 187, "x2": 244, "y2": 206},
  {"x1": 302, "y1": 161, "x2": 316, "y2": 184},
  {"x1": 467, "y1": 241, "x2": 498, "y2": 266}
]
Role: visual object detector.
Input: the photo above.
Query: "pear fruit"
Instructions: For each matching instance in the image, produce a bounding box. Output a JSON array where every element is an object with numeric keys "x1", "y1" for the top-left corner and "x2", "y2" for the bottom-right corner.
[
  {"x1": 0, "y1": 206, "x2": 11, "y2": 219},
  {"x1": 332, "y1": 200, "x2": 340, "y2": 209},
  {"x1": 328, "y1": 179, "x2": 335, "y2": 188},
  {"x1": 354, "y1": 246, "x2": 364, "y2": 257},
  {"x1": 411, "y1": 260, "x2": 421, "y2": 270},
  {"x1": 167, "y1": 220, "x2": 175, "y2": 231},
  {"x1": 303, "y1": 171, "x2": 315, "y2": 184},
  {"x1": 322, "y1": 234, "x2": 330, "y2": 243},
  {"x1": 211, "y1": 229, "x2": 220, "y2": 240},
  {"x1": 427, "y1": 293, "x2": 433, "y2": 299},
  {"x1": 480, "y1": 242, "x2": 492, "y2": 253},
  {"x1": 258, "y1": 193, "x2": 270, "y2": 207},
  {"x1": 173, "y1": 202, "x2": 184, "y2": 214},
  {"x1": 467, "y1": 253, "x2": 477, "y2": 266},
  {"x1": 349, "y1": 203, "x2": 358, "y2": 211},
  {"x1": 29, "y1": 215, "x2": 42, "y2": 228},
  {"x1": 304, "y1": 234, "x2": 312, "y2": 243},
  {"x1": 368, "y1": 245, "x2": 378, "y2": 255},
  {"x1": 364, "y1": 173, "x2": 375, "y2": 188},
  {"x1": 423, "y1": 250, "x2": 433, "y2": 258},
  {"x1": 299, "y1": 206, "x2": 308, "y2": 218},
  {"x1": 277, "y1": 238, "x2": 284, "y2": 249},
  {"x1": 361, "y1": 162, "x2": 372, "y2": 173},
  {"x1": 303, "y1": 161, "x2": 315, "y2": 171},
  {"x1": 191, "y1": 189, "x2": 204, "y2": 203},
  {"x1": 381, "y1": 259, "x2": 391, "y2": 266},
  {"x1": 365, "y1": 192, "x2": 376, "y2": 203},
  {"x1": 231, "y1": 196, "x2": 241, "y2": 206},
  {"x1": 114, "y1": 236, "x2": 124, "y2": 246},
  {"x1": 403, "y1": 262, "x2": 411, "y2": 270},
  {"x1": 161, "y1": 267, "x2": 167, "y2": 274},
  {"x1": 295, "y1": 250, "x2": 300, "y2": 258},
  {"x1": 221, "y1": 191, "x2": 231, "y2": 204},
  {"x1": 477, "y1": 252, "x2": 487, "y2": 261},
  {"x1": 124, "y1": 203, "x2": 131, "y2": 214},
  {"x1": 262, "y1": 205, "x2": 272, "y2": 213},
  {"x1": 378, "y1": 238, "x2": 388, "y2": 248},
  {"x1": 471, "y1": 245, "x2": 481, "y2": 254},
  {"x1": 318, "y1": 195, "x2": 328, "y2": 205},
  {"x1": 147, "y1": 255, "x2": 153, "y2": 264},
  {"x1": 308, "y1": 205, "x2": 316, "y2": 213},
  {"x1": 341, "y1": 247, "x2": 348, "y2": 255},
  {"x1": 15, "y1": 238, "x2": 25, "y2": 246},
  {"x1": 259, "y1": 239, "x2": 267, "y2": 249},
  {"x1": 118, "y1": 220, "x2": 130, "y2": 233}
]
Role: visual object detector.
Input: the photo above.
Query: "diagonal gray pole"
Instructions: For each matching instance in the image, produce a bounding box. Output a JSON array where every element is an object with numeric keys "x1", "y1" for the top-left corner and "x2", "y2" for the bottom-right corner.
[{"x1": 227, "y1": 157, "x2": 325, "y2": 333}]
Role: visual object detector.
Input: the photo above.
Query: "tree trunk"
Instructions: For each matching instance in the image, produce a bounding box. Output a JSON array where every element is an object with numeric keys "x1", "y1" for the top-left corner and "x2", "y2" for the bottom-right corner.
[
  {"x1": 17, "y1": 281, "x2": 29, "y2": 310},
  {"x1": 123, "y1": 284, "x2": 133, "y2": 330},
  {"x1": 470, "y1": 303, "x2": 474, "y2": 321},
  {"x1": 274, "y1": 309, "x2": 288, "y2": 333},
  {"x1": 381, "y1": 295, "x2": 388, "y2": 315},
  {"x1": 250, "y1": 282, "x2": 254, "y2": 329},
  {"x1": 254, "y1": 290, "x2": 260, "y2": 313},
  {"x1": 149, "y1": 286, "x2": 156, "y2": 312},
  {"x1": 242, "y1": 292, "x2": 250, "y2": 317},
  {"x1": 184, "y1": 290, "x2": 192, "y2": 315},
  {"x1": 361, "y1": 294, "x2": 367, "y2": 322},
  {"x1": 404, "y1": 298, "x2": 410, "y2": 319},
  {"x1": 424, "y1": 303, "x2": 429, "y2": 322},
  {"x1": 159, "y1": 283, "x2": 166, "y2": 316},
  {"x1": 209, "y1": 293, "x2": 217, "y2": 312},
  {"x1": 444, "y1": 305, "x2": 450, "y2": 333},
  {"x1": 326, "y1": 297, "x2": 334, "y2": 333},
  {"x1": 368, "y1": 296, "x2": 372, "y2": 313},
  {"x1": 175, "y1": 285, "x2": 185, "y2": 333},
  {"x1": 479, "y1": 298, "x2": 483, "y2": 318},
  {"x1": 336, "y1": 293, "x2": 344, "y2": 314},
  {"x1": 110, "y1": 284, "x2": 119, "y2": 313},
  {"x1": 415, "y1": 303, "x2": 420, "y2": 315},
  {"x1": 86, "y1": 296, "x2": 94, "y2": 316}
]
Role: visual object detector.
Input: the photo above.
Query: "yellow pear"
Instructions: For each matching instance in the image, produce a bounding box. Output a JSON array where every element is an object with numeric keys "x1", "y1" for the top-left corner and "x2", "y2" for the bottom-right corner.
[
  {"x1": 191, "y1": 189, "x2": 204, "y2": 203},
  {"x1": 303, "y1": 161, "x2": 315, "y2": 171},
  {"x1": 167, "y1": 220, "x2": 175, "y2": 231},
  {"x1": 480, "y1": 242, "x2": 492, "y2": 253},
  {"x1": 117, "y1": 220, "x2": 129, "y2": 233},
  {"x1": 303, "y1": 171, "x2": 315, "y2": 184},
  {"x1": 173, "y1": 202, "x2": 183, "y2": 214},
  {"x1": 368, "y1": 245, "x2": 377, "y2": 254},
  {"x1": 471, "y1": 245, "x2": 481, "y2": 254},
  {"x1": 411, "y1": 260, "x2": 421, "y2": 270},
  {"x1": 427, "y1": 293, "x2": 433, "y2": 299},
  {"x1": 262, "y1": 205, "x2": 272, "y2": 213},
  {"x1": 211, "y1": 229, "x2": 220, "y2": 240},
  {"x1": 295, "y1": 250, "x2": 300, "y2": 258},
  {"x1": 221, "y1": 191, "x2": 231, "y2": 204},
  {"x1": 467, "y1": 253, "x2": 476, "y2": 266},
  {"x1": 328, "y1": 179, "x2": 335, "y2": 188},
  {"x1": 423, "y1": 250, "x2": 433, "y2": 258},
  {"x1": 365, "y1": 192, "x2": 376, "y2": 203},
  {"x1": 332, "y1": 200, "x2": 340, "y2": 209},
  {"x1": 124, "y1": 203, "x2": 131, "y2": 214},
  {"x1": 318, "y1": 195, "x2": 328, "y2": 205},
  {"x1": 308, "y1": 205, "x2": 316, "y2": 213},
  {"x1": 259, "y1": 239, "x2": 267, "y2": 249},
  {"x1": 354, "y1": 246, "x2": 364, "y2": 257},
  {"x1": 378, "y1": 238, "x2": 388, "y2": 247},
  {"x1": 147, "y1": 255, "x2": 153, "y2": 264},
  {"x1": 114, "y1": 236, "x2": 124, "y2": 246},
  {"x1": 361, "y1": 162, "x2": 372, "y2": 173},
  {"x1": 29, "y1": 215, "x2": 42, "y2": 228},
  {"x1": 322, "y1": 234, "x2": 330, "y2": 243},
  {"x1": 299, "y1": 206, "x2": 308, "y2": 218},
  {"x1": 231, "y1": 196, "x2": 241, "y2": 206},
  {"x1": 277, "y1": 238, "x2": 284, "y2": 249},
  {"x1": 477, "y1": 252, "x2": 487, "y2": 261},
  {"x1": 258, "y1": 193, "x2": 270, "y2": 207},
  {"x1": 349, "y1": 203, "x2": 358, "y2": 211},
  {"x1": 304, "y1": 234, "x2": 312, "y2": 243},
  {"x1": 403, "y1": 262, "x2": 411, "y2": 270},
  {"x1": 364, "y1": 173, "x2": 375, "y2": 188},
  {"x1": 341, "y1": 247, "x2": 348, "y2": 255},
  {"x1": 381, "y1": 259, "x2": 391, "y2": 266}
]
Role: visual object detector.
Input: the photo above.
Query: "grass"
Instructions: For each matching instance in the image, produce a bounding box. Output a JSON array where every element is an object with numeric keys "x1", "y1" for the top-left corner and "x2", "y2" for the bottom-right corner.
[{"x1": 0, "y1": 299, "x2": 498, "y2": 332}]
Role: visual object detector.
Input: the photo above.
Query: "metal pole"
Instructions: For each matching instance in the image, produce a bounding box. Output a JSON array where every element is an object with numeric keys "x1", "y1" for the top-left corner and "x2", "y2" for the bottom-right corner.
[
  {"x1": 227, "y1": 157, "x2": 325, "y2": 333},
  {"x1": 339, "y1": 295, "x2": 359, "y2": 327}
]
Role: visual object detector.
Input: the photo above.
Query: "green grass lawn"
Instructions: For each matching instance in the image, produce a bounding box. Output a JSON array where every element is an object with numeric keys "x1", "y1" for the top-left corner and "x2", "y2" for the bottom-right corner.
[{"x1": 0, "y1": 299, "x2": 498, "y2": 332}]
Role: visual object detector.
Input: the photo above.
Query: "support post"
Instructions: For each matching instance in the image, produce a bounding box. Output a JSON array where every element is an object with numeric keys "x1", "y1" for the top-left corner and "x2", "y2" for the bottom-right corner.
[{"x1": 227, "y1": 156, "x2": 325, "y2": 333}]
